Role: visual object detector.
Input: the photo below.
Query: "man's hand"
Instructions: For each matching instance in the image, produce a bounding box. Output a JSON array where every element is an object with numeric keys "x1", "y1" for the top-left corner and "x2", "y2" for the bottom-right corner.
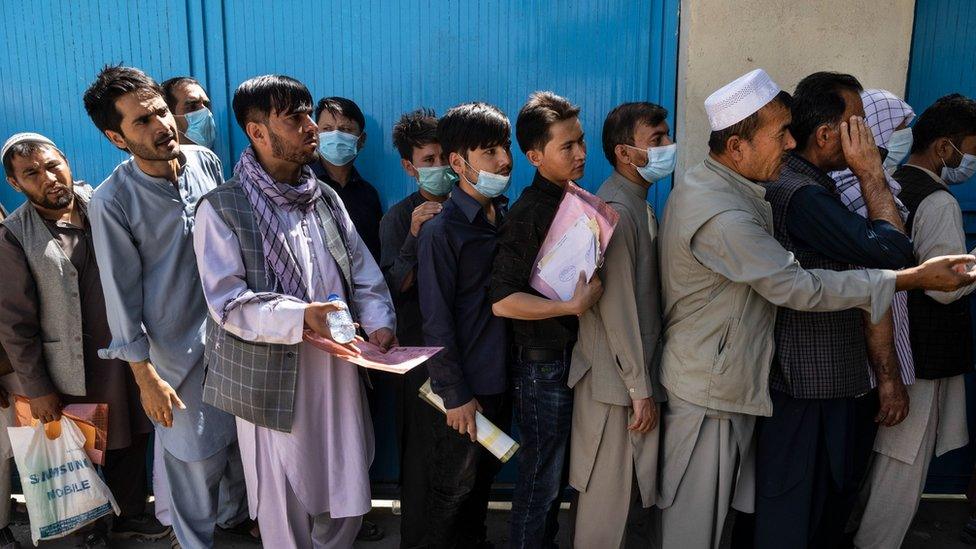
[
  {"x1": 303, "y1": 302, "x2": 363, "y2": 359},
  {"x1": 446, "y1": 398, "x2": 480, "y2": 442},
  {"x1": 369, "y1": 327, "x2": 397, "y2": 352},
  {"x1": 566, "y1": 272, "x2": 604, "y2": 315},
  {"x1": 130, "y1": 362, "x2": 186, "y2": 428},
  {"x1": 876, "y1": 377, "x2": 909, "y2": 427},
  {"x1": 897, "y1": 254, "x2": 976, "y2": 292},
  {"x1": 410, "y1": 202, "x2": 443, "y2": 237},
  {"x1": 29, "y1": 392, "x2": 62, "y2": 424},
  {"x1": 841, "y1": 116, "x2": 884, "y2": 184},
  {"x1": 628, "y1": 397, "x2": 657, "y2": 433}
]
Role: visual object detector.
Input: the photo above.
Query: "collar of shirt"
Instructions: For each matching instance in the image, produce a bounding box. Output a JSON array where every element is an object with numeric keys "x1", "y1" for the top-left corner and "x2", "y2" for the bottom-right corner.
[
  {"x1": 450, "y1": 187, "x2": 507, "y2": 224},
  {"x1": 903, "y1": 163, "x2": 948, "y2": 189},
  {"x1": 607, "y1": 170, "x2": 650, "y2": 201},
  {"x1": 310, "y1": 160, "x2": 364, "y2": 188},
  {"x1": 703, "y1": 155, "x2": 768, "y2": 200},
  {"x1": 785, "y1": 152, "x2": 839, "y2": 193},
  {"x1": 531, "y1": 170, "x2": 567, "y2": 200},
  {"x1": 126, "y1": 152, "x2": 188, "y2": 189}
]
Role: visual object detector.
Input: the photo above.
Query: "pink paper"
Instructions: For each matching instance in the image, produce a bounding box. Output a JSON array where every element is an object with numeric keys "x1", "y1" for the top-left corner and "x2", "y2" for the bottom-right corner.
[
  {"x1": 529, "y1": 182, "x2": 619, "y2": 301},
  {"x1": 304, "y1": 332, "x2": 443, "y2": 374}
]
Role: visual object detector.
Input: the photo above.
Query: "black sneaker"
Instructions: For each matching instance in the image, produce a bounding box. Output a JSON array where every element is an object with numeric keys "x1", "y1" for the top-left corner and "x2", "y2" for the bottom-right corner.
[
  {"x1": 0, "y1": 526, "x2": 20, "y2": 549},
  {"x1": 962, "y1": 516, "x2": 976, "y2": 544},
  {"x1": 110, "y1": 513, "x2": 171, "y2": 541},
  {"x1": 73, "y1": 529, "x2": 109, "y2": 548},
  {"x1": 356, "y1": 518, "x2": 385, "y2": 541}
]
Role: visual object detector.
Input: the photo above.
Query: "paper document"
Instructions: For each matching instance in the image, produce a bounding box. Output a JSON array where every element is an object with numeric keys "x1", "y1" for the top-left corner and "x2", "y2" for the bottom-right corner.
[
  {"x1": 304, "y1": 331, "x2": 442, "y2": 374},
  {"x1": 419, "y1": 380, "x2": 519, "y2": 462},
  {"x1": 537, "y1": 214, "x2": 600, "y2": 301}
]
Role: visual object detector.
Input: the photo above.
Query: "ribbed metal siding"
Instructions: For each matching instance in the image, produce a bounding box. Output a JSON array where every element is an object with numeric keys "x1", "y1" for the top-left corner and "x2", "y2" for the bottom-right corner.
[{"x1": 906, "y1": 0, "x2": 976, "y2": 495}]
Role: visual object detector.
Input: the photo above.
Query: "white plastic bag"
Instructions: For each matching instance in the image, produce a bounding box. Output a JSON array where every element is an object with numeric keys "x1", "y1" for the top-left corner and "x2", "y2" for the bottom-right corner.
[{"x1": 7, "y1": 417, "x2": 119, "y2": 545}]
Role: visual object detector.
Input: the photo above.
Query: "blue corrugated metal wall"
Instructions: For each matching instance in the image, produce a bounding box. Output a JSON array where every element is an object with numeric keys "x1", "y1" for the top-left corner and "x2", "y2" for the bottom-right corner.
[
  {"x1": 0, "y1": 0, "x2": 679, "y2": 485},
  {"x1": 906, "y1": 0, "x2": 976, "y2": 494}
]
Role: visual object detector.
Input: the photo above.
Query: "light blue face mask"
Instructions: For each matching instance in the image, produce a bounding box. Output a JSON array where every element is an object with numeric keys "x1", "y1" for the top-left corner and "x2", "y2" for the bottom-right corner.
[
  {"x1": 625, "y1": 142, "x2": 677, "y2": 183},
  {"x1": 318, "y1": 130, "x2": 360, "y2": 166},
  {"x1": 883, "y1": 127, "x2": 913, "y2": 171},
  {"x1": 414, "y1": 164, "x2": 456, "y2": 197},
  {"x1": 183, "y1": 107, "x2": 216, "y2": 150},
  {"x1": 461, "y1": 158, "x2": 510, "y2": 198},
  {"x1": 941, "y1": 140, "x2": 976, "y2": 184}
]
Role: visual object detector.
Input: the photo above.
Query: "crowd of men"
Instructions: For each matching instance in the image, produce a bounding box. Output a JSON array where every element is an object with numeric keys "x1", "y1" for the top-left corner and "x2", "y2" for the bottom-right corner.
[{"x1": 0, "y1": 64, "x2": 975, "y2": 549}]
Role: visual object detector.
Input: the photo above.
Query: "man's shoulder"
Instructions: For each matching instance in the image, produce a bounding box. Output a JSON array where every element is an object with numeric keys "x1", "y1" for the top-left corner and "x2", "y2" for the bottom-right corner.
[{"x1": 91, "y1": 159, "x2": 137, "y2": 205}]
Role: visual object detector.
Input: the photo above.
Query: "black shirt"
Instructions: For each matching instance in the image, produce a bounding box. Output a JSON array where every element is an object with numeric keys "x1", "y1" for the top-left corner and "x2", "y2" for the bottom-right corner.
[
  {"x1": 417, "y1": 189, "x2": 508, "y2": 408},
  {"x1": 310, "y1": 162, "x2": 383, "y2": 261},
  {"x1": 490, "y1": 171, "x2": 578, "y2": 350},
  {"x1": 378, "y1": 191, "x2": 427, "y2": 345}
]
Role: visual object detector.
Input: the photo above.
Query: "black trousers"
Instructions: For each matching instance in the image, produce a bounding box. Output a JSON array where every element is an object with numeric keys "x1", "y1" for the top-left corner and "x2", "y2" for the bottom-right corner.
[
  {"x1": 102, "y1": 431, "x2": 151, "y2": 518},
  {"x1": 749, "y1": 389, "x2": 879, "y2": 549},
  {"x1": 423, "y1": 392, "x2": 511, "y2": 549},
  {"x1": 398, "y1": 364, "x2": 436, "y2": 548}
]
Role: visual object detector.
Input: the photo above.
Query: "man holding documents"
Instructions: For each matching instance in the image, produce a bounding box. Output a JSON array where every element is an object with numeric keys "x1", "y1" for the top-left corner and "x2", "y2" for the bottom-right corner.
[
  {"x1": 491, "y1": 91, "x2": 603, "y2": 549},
  {"x1": 417, "y1": 102, "x2": 513, "y2": 548},
  {"x1": 569, "y1": 102, "x2": 674, "y2": 547},
  {"x1": 192, "y1": 75, "x2": 395, "y2": 548},
  {"x1": 657, "y1": 68, "x2": 976, "y2": 548}
]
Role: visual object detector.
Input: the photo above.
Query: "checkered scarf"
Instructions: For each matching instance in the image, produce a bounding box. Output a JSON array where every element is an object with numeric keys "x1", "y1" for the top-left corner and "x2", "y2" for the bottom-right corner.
[
  {"x1": 831, "y1": 89, "x2": 915, "y2": 218},
  {"x1": 235, "y1": 146, "x2": 321, "y2": 301}
]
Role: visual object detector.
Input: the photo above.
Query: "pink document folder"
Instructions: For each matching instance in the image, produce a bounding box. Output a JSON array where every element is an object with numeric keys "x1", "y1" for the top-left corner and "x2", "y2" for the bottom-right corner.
[{"x1": 529, "y1": 182, "x2": 619, "y2": 301}]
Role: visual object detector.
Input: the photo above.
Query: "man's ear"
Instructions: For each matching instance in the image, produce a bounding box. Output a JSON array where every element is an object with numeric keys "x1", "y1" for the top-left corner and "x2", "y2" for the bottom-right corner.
[
  {"x1": 525, "y1": 148, "x2": 543, "y2": 167},
  {"x1": 358, "y1": 131, "x2": 367, "y2": 150},
  {"x1": 246, "y1": 121, "x2": 265, "y2": 146},
  {"x1": 448, "y1": 152, "x2": 467, "y2": 178},
  {"x1": 6, "y1": 177, "x2": 22, "y2": 194},
  {"x1": 614, "y1": 144, "x2": 633, "y2": 168},
  {"x1": 401, "y1": 158, "x2": 418, "y2": 178},
  {"x1": 104, "y1": 129, "x2": 128, "y2": 151},
  {"x1": 815, "y1": 124, "x2": 832, "y2": 148},
  {"x1": 726, "y1": 135, "x2": 744, "y2": 161}
]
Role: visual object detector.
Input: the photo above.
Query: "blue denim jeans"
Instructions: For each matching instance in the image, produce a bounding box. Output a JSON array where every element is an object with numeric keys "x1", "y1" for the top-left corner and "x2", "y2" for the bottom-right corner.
[{"x1": 509, "y1": 355, "x2": 574, "y2": 548}]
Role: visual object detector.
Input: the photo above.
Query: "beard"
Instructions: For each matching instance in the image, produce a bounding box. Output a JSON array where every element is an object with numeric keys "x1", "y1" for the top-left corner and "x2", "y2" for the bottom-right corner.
[
  {"x1": 269, "y1": 130, "x2": 317, "y2": 165},
  {"x1": 125, "y1": 133, "x2": 180, "y2": 162},
  {"x1": 26, "y1": 184, "x2": 73, "y2": 210}
]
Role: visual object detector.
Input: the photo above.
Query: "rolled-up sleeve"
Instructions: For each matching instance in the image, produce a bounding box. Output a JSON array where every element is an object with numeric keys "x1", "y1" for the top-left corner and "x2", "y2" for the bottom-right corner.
[
  {"x1": 88, "y1": 195, "x2": 151, "y2": 362},
  {"x1": 418, "y1": 224, "x2": 470, "y2": 408},
  {"x1": 785, "y1": 186, "x2": 916, "y2": 269},
  {"x1": 691, "y1": 210, "x2": 896, "y2": 323}
]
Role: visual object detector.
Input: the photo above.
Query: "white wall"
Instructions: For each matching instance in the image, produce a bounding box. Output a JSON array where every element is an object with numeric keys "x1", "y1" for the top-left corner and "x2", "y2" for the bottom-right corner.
[{"x1": 675, "y1": 0, "x2": 916, "y2": 179}]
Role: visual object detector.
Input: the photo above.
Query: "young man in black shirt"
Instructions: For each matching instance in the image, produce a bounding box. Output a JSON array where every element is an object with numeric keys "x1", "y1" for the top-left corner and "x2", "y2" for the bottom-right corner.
[
  {"x1": 490, "y1": 91, "x2": 604, "y2": 548},
  {"x1": 379, "y1": 108, "x2": 453, "y2": 548}
]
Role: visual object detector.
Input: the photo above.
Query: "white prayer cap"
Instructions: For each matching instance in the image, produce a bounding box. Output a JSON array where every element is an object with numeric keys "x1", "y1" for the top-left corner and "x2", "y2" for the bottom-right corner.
[
  {"x1": 705, "y1": 69, "x2": 782, "y2": 131},
  {"x1": 1, "y1": 132, "x2": 61, "y2": 163}
]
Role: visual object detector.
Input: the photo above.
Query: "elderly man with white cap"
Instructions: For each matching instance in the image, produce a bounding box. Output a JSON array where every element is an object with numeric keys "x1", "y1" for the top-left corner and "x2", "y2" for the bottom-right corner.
[
  {"x1": 656, "y1": 69, "x2": 976, "y2": 549},
  {"x1": 0, "y1": 132, "x2": 162, "y2": 546}
]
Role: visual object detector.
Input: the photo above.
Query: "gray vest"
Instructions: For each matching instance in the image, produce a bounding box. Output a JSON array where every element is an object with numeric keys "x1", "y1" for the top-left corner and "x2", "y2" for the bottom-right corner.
[
  {"x1": 0, "y1": 185, "x2": 94, "y2": 396},
  {"x1": 200, "y1": 177, "x2": 354, "y2": 432}
]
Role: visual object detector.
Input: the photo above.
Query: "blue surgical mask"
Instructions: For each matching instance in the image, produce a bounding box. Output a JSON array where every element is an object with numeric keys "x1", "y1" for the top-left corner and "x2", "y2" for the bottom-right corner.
[
  {"x1": 413, "y1": 164, "x2": 456, "y2": 197},
  {"x1": 626, "y1": 142, "x2": 677, "y2": 183},
  {"x1": 941, "y1": 141, "x2": 976, "y2": 184},
  {"x1": 461, "y1": 158, "x2": 510, "y2": 198},
  {"x1": 183, "y1": 107, "x2": 216, "y2": 150},
  {"x1": 883, "y1": 128, "x2": 912, "y2": 170},
  {"x1": 318, "y1": 130, "x2": 360, "y2": 166}
]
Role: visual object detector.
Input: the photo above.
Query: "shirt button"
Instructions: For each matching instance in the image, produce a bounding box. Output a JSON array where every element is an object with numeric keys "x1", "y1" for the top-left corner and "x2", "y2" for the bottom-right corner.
[
  {"x1": 71, "y1": 292, "x2": 79, "y2": 297},
  {"x1": 286, "y1": 351, "x2": 296, "y2": 358}
]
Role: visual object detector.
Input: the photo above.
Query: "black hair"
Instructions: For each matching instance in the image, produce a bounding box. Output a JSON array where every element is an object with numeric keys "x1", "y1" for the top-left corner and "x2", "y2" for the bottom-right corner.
[
  {"x1": 708, "y1": 91, "x2": 793, "y2": 154},
  {"x1": 314, "y1": 96, "x2": 366, "y2": 131},
  {"x1": 160, "y1": 76, "x2": 202, "y2": 110},
  {"x1": 232, "y1": 75, "x2": 313, "y2": 132},
  {"x1": 437, "y1": 102, "x2": 511, "y2": 159},
  {"x1": 910, "y1": 93, "x2": 976, "y2": 153},
  {"x1": 83, "y1": 64, "x2": 164, "y2": 135},
  {"x1": 392, "y1": 108, "x2": 438, "y2": 160},
  {"x1": 3, "y1": 141, "x2": 61, "y2": 179},
  {"x1": 515, "y1": 91, "x2": 581, "y2": 154},
  {"x1": 602, "y1": 102, "x2": 669, "y2": 167},
  {"x1": 790, "y1": 71, "x2": 864, "y2": 151}
]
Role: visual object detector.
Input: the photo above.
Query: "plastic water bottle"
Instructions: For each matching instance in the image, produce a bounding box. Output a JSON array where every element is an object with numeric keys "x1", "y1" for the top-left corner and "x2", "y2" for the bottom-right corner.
[{"x1": 326, "y1": 293, "x2": 356, "y2": 344}]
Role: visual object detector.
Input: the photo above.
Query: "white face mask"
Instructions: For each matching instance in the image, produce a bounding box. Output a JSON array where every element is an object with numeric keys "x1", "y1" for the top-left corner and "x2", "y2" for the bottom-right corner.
[
  {"x1": 883, "y1": 127, "x2": 912, "y2": 171},
  {"x1": 941, "y1": 140, "x2": 976, "y2": 184}
]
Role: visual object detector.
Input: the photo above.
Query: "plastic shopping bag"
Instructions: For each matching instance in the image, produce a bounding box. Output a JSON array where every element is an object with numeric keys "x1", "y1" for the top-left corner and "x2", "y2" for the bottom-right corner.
[{"x1": 7, "y1": 417, "x2": 119, "y2": 545}]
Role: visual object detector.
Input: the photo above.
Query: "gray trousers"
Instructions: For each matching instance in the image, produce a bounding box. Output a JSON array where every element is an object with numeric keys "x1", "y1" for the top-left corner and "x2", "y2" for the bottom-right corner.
[{"x1": 162, "y1": 443, "x2": 248, "y2": 549}]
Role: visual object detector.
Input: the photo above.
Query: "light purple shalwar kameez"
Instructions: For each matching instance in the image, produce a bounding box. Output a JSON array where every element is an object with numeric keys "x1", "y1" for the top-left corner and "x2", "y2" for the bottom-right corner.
[{"x1": 193, "y1": 193, "x2": 395, "y2": 549}]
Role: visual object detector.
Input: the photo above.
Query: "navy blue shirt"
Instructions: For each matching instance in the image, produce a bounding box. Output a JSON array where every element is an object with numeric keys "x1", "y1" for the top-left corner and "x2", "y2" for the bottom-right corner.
[
  {"x1": 310, "y1": 162, "x2": 383, "y2": 262},
  {"x1": 782, "y1": 154, "x2": 916, "y2": 269},
  {"x1": 417, "y1": 188, "x2": 508, "y2": 408}
]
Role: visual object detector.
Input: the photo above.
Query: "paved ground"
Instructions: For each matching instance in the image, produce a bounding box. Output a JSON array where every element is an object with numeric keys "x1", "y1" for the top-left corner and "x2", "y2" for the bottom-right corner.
[{"x1": 8, "y1": 497, "x2": 974, "y2": 547}]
